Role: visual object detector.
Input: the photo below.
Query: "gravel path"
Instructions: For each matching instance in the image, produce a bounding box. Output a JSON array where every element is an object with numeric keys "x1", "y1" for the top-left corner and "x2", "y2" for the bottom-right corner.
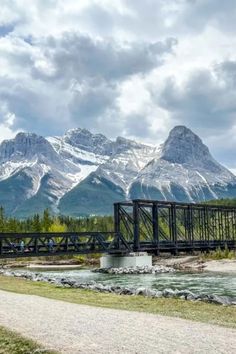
[{"x1": 0, "y1": 290, "x2": 235, "y2": 354}]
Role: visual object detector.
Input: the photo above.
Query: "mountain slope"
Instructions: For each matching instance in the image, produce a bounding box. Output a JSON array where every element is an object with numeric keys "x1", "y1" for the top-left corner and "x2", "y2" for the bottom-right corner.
[
  {"x1": 0, "y1": 125, "x2": 235, "y2": 217},
  {"x1": 129, "y1": 126, "x2": 236, "y2": 202},
  {"x1": 59, "y1": 137, "x2": 157, "y2": 215},
  {"x1": 0, "y1": 132, "x2": 82, "y2": 217}
]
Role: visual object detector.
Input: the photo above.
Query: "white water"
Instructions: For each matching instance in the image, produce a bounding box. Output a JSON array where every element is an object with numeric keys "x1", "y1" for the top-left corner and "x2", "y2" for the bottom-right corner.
[{"x1": 24, "y1": 268, "x2": 236, "y2": 298}]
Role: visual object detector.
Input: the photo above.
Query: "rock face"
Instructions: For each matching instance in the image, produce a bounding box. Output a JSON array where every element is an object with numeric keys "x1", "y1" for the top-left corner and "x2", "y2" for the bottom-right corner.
[
  {"x1": 161, "y1": 125, "x2": 212, "y2": 165},
  {"x1": 129, "y1": 126, "x2": 236, "y2": 202},
  {"x1": 0, "y1": 132, "x2": 84, "y2": 217},
  {"x1": 0, "y1": 125, "x2": 235, "y2": 217},
  {"x1": 59, "y1": 136, "x2": 157, "y2": 216}
]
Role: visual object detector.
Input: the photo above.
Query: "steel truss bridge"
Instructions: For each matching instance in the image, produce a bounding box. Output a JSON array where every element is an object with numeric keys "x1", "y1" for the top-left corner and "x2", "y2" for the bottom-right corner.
[{"x1": 0, "y1": 199, "x2": 236, "y2": 258}]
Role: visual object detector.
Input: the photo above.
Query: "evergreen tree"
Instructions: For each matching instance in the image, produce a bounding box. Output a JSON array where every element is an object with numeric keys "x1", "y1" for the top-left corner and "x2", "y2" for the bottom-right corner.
[
  {"x1": 0, "y1": 206, "x2": 5, "y2": 232},
  {"x1": 32, "y1": 214, "x2": 42, "y2": 232},
  {"x1": 42, "y1": 209, "x2": 52, "y2": 232}
]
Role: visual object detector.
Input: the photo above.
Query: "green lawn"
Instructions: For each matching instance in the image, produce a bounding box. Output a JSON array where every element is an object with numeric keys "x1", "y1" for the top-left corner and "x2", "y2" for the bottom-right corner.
[
  {"x1": 0, "y1": 326, "x2": 56, "y2": 354},
  {"x1": 0, "y1": 275, "x2": 236, "y2": 329}
]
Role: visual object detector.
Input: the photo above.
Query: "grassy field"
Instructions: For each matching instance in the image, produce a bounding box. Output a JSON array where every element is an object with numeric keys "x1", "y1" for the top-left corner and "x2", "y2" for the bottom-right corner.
[
  {"x1": 0, "y1": 326, "x2": 56, "y2": 354},
  {"x1": 0, "y1": 275, "x2": 236, "y2": 329}
]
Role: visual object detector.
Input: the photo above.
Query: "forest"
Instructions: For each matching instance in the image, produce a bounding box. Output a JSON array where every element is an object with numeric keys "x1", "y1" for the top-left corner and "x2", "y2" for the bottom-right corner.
[{"x1": 0, "y1": 207, "x2": 114, "y2": 233}]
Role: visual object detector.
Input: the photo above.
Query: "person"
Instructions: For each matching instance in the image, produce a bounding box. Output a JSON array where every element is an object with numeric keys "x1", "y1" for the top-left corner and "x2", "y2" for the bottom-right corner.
[
  {"x1": 19, "y1": 240, "x2": 25, "y2": 253},
  {"x1": 48, "y1": 238, "x2": 54, "y2": 252}
]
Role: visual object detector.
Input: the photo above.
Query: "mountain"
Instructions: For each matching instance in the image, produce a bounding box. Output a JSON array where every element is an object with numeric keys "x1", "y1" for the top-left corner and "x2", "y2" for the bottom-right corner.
[
  {"x1": 0, "y1": 126, "x2": 235, "y2": 217},
  {"x1": 0, "y1": 132, "x2": 82, "y2": 217},
  {"x1": 59, "y1": 137, "x2": 158, "y2": 216},
  {"x1": 129, "y1": 126, "x2": 236, "y2": 202}
]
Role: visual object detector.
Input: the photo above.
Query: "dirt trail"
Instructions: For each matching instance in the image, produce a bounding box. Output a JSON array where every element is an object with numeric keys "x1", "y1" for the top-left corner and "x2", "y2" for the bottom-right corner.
[{"x1": 0, "y1": 290, "x2": 235, "y2": 354}]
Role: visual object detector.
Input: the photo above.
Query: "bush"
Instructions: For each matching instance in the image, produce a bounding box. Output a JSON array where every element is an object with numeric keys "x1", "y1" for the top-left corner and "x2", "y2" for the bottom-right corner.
[{"x1": 202, "y1": 246, "x2": 236, "y2": 260}]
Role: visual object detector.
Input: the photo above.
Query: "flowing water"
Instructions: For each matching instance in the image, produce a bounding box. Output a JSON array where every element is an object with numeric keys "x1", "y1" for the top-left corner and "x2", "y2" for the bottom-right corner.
[{"x1": 24, "y1": 268, "x2": 236, "y2": 298}]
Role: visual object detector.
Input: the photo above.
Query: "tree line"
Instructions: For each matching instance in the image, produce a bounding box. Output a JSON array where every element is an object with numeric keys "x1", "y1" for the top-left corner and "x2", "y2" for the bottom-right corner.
[
  {"x1": 205, "y1": 198, "x2": 236, "y2": 206},
  {"x1": 0, "y1": 207, "x2": 114, "y2": 233},
  {"x1": 0, "y1": 198, "x2": 235, "y2": 234}
]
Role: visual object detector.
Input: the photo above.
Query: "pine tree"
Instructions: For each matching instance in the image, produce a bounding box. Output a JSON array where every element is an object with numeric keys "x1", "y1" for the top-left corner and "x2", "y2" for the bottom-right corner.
[
  {"x1": 0, "y1": 206, "x2": 5, "y2": 232},
  {"x1": 42, "y1": 209, "x2": 52, "y2": 232},
  {"x1": 32, "y1": 214, "x2": 41, "y2": 232}
]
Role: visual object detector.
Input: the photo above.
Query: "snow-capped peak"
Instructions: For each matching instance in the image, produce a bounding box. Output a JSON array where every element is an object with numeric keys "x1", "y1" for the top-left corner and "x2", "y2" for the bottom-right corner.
[
  {"x1": 160, "y1": 126, "x2": 212, "y2": 165},
  {"x1": 0, "y1": 125, "x2": 235, "y2": 217},
  {"x1": 63, "y1": 127, "x2": 113, "y2": 156}
]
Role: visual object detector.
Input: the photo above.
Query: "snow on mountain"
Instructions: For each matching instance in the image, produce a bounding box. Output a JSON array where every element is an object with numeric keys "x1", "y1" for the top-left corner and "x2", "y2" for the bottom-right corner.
[
  {"x1": 129, "y1": 126, "x2": 236, "y2": 202},
  {"x1": 93, "y1": 137, "x2": 159, "y2": 197},
  {"x1": 58, "y1": 135, "x2": 158, "y2": 216},
  {"x1": 0, "y1": 125, "x2": 235, "y2": 217},
  {"x1": 46, "y1": 128, "x2": 117, "y2": 195},
  {"x1": 0, "y1": 132, "x2": 83, "y2": 216}
]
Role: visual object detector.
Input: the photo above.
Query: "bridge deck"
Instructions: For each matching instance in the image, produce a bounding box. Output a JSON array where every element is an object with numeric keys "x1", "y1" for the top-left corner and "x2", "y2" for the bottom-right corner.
[{"x1": 0, "y1": 233, "x2": 235, "y2": 258}]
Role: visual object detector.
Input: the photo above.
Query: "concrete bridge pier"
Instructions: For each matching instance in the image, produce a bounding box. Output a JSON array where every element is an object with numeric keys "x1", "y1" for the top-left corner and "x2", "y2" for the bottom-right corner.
[{"x1": 100, "y1": 252, "x2": 152, "y2": 268}]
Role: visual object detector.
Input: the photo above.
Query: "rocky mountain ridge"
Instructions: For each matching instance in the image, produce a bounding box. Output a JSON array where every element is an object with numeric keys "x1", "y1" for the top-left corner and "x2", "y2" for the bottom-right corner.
[{"x1": 0, "y1": 125, "x2": 235, "y2": 217}]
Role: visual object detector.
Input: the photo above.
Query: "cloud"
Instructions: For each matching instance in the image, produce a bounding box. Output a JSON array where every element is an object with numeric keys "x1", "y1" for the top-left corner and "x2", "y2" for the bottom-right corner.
[
  {"x1": 157, "y1": 64, "x2": 236, "y2": 134},
  {"x1": 153, "y1": 61, "x2": 236, "y2": 169},
  {"x1": 69, "y1": 81, "x2": 118, "y2": 124},
  {"x1": 0, "y1": 30, "x2": 176, "y2": 138},
  {"x1": 32, "y1": 33, "x2": 177, "y2": 82},
  {"x1": 0, "y1": 0, "x2": 236, "y2": 170},
  {"x1": 0, "y1": 100, "x2": 19, "y2": 141},
  {"x1": 177, "y1": 0, "x2": 236, "y2": 34},
  {"x1": 123, "y1": 113, "x2": 152, "y2": 138}
]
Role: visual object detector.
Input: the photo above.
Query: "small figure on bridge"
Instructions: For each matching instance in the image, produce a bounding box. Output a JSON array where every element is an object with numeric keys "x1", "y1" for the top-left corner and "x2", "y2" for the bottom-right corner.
[
  {"x1": 48, "y1": 238, "x2": 54, "y2": 253},
  {"x1": 19, "y1": 240, "x2": 25, "y2": 253}
]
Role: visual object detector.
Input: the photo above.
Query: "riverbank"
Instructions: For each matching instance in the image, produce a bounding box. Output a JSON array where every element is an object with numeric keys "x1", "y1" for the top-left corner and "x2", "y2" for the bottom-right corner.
[
  {"x1": 1, "y1": 254, "x2": 235, "y2": 273},
  {"x1": 27, "y1": 263, "x2": 83, "y2": 270},
  {"x1": 1, "y1": 267, "x2": 236, "y2": 305},
  {"x1": 0, "y1": 275, "x2": 235, "y2": 328},
  {"x1": 154, "y1": 255, "x2": 236, "y2": 274},
  {"x1": 0, "y1": 256, "x2": 98, "y2": 269}
]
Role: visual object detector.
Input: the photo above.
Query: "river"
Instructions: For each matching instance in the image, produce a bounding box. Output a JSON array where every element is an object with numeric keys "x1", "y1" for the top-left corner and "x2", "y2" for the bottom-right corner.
[{"x1": 23, "y1": 268, "x2": 236, "y2": 298}]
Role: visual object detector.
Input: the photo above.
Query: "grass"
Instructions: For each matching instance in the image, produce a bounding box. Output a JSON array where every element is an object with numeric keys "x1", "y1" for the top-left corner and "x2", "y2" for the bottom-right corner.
[
  {"x1": 202, "y1": 247, "x2": 236, "y2": 260},
  {"x1": 0, "y1": 275, "x2": 236, "y2": 329},
  {"x1": 0, "y1": 326, "x2": 56, "y2": 354}
]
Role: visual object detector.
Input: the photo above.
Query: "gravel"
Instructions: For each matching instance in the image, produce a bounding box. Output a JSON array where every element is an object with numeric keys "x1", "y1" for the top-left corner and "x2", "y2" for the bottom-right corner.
[{"x1": 0, "y1": 290, "x2": 235, "y2": 354}]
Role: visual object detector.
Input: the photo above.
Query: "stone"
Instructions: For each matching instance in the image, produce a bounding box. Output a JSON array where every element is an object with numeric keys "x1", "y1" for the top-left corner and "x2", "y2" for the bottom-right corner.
[{"x1": 1, "y1": 268, "x2": 235, "y2": 307}]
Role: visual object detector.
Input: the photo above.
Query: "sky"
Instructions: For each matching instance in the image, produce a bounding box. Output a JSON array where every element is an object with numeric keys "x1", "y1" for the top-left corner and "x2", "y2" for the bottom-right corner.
[{"x1": 0, "y1": 0, "x2": 236, "y2": 172}]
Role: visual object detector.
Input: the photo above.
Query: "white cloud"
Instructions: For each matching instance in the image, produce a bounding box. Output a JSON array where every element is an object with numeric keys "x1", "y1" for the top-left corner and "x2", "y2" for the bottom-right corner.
[
  {"x1": 0, "y1": 103, "x2": 20, "y2": 141},
  {"x1": 0, "y1": 0, "x2": 236, "y2": 169}
]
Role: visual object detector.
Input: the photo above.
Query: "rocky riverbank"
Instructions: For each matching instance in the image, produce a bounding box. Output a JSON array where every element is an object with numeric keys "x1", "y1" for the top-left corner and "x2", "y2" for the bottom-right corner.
[
  {"x1": 154, "y1": 256, "x2": 236, "y2": 274},
  {"x1": 93, "y1": 265, "x2": 175, "y2": 274},
  {"x1": 1, "y1": 268, "x2": 235, "y2": 306}
]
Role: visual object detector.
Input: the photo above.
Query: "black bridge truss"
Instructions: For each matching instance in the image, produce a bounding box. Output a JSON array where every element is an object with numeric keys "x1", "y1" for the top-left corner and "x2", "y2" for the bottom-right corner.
[
  {"x1": 0, "y1": 232, "x2": 131, "y2": 259},
  {"x1": 114, "y1": 199, "x2": 236, "y2": 255},
  {"x1": 0, "y1": 199, "x2": 236, "y2": 258}
]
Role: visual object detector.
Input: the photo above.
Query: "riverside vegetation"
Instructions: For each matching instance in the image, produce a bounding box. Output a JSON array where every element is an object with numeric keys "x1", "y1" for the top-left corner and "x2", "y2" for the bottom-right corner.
[
  {"x1": 0, "y1": 201, "x2": 236, "y2": 352},
  {"x1": 0, "y1": 275, "x2": 236, "y2": 329},
  {"x1": 0, "y1": 326, "x2": 56, "y2": 354}
]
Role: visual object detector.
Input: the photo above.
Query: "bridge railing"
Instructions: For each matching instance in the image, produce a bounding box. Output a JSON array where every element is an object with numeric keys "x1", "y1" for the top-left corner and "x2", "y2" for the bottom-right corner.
[{"x1": 0, "y1": 231, "x2": 131, "y2": 258}]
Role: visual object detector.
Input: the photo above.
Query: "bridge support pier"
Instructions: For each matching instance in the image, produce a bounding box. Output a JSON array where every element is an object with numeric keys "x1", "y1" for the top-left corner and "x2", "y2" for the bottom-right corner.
[{"x1": 100, "y1": 252, "x2": 152, "y2": 268}]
